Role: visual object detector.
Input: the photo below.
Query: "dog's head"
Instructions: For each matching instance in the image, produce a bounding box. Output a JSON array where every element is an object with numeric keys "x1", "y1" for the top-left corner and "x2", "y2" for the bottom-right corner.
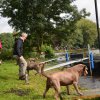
[
  {"x1": 27, "y1": 58, "x2": 36, "y2": 65},
  {"x1": 37, "y1": 62, "x2": 46, "y2": 74},
  {"x1": 75, "y1": 64, "x2": 88, "y2": 76},
  {"x1": 29, "y1": 58, "x2": 36, "y2": 62}
]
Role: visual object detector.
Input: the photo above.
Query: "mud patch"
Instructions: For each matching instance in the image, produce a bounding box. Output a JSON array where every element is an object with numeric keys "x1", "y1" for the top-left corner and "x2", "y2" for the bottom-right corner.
[{"x1": 4, "y1": 88, "x2": 30, "y2": 96}]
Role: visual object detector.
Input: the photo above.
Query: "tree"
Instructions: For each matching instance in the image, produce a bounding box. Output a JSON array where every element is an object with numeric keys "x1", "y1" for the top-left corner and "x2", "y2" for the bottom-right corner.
[
  {"x1": 0, "y1": 0, "x2": 89, "y2": 52},
  {"x1": 74, "y1": 19, "x2": 97, "y2": 48},
  {"x1": 0, "y1": 33, "x2": 14, "y2": 59}
]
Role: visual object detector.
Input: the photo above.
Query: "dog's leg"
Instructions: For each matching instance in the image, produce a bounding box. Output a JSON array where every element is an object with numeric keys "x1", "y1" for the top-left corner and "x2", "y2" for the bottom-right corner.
[
  {"x1": 54, "y1": 88, "x2": 63, "y2": 100},
  {"x1": 54, "y1": 90, "x2": 59, "y2": 100},
  {"x1": 53, "y1": 82, "x2": 63, "y2": 100},
  {"x1": 66, "y1": 85, "x2": 70, "y2": 95},
  {"x1": 73, "y1": 82, "x2": 83, "y2": 96},
  {"x1": 43, "y1": 86, "x2": 50, "y2": 98}
]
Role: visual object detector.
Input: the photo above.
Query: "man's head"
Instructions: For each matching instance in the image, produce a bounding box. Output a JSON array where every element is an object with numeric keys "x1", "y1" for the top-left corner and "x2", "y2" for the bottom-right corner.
[{"x1": 21, "y1": 33, "x2": 28, "y2": 41}]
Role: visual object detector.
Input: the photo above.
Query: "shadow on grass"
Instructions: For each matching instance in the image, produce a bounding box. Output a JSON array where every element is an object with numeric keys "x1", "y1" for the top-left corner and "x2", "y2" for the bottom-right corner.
[
  {"x1": 2, "y1": 88, "x2": 80, "y2": 100},
  {"x1": 32, "y1": 92, "x2": 77, "y2": 100},
  {"x1": 3, "y1": 88, "x2": 53, "y2": 100},
  {"x1": 32, "y1": 94, "x2": 53, "y2": 100},
  {"x1": 0, "y1": 75, "x2": 9, "y2": 80},
  {"x1": 3, "y1": 88, "x2": 30, "y2": 96},
  {"x1": 0, "y1": 75, "x2": 17, "y2": 80}
]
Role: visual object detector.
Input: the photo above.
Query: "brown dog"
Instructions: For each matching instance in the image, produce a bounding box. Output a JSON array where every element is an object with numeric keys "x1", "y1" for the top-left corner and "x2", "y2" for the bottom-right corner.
[
  {"x1": 41, "y1": 64, "x2": 88, "y2": 100},
  {"x1": 26, "y1": 58, "x2": 47, "y2": 75},
  {"x1": 27, "y1": 58, "x2": 37, "y2": 74},
  {"x1": 16, "y1": 58, "x2": 39, "y2": 75},
  {"x1": 27, "y1": 60, "x2": 44, "y2": 75},
  {"x1": 25, "y1": 58, "x2": 46, "y2": 84}
]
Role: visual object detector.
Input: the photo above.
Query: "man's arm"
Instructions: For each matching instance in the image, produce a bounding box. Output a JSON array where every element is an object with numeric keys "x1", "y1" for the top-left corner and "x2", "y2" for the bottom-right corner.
[{"x1": 16, "y1": 39, "x2": 22, "y2": 57}]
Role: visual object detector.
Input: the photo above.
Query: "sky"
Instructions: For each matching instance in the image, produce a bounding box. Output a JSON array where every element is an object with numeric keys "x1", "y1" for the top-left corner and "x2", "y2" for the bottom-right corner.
[{"x1": 0, "y1": 0, "x2": 100, "y2": 33}]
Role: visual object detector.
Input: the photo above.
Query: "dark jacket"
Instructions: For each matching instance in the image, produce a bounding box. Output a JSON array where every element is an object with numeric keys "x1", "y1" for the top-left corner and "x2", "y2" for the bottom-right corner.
[{"x1": 13, "y1": 38, "x2": 23, "y2": 57}]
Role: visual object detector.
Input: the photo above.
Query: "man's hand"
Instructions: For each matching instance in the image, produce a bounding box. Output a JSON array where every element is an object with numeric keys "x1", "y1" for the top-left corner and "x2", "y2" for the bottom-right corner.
[{"x1": 19, "y1": 56, "x2": 23, "y2": 59}]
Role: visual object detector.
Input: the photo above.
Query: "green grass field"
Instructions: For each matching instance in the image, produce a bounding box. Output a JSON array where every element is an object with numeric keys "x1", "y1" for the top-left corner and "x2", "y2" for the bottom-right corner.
[
  {"x1": 0, "y1": 60, "x2": 79, "y2": 100},
  {"x1": 0, "y1": 61, "x2": 99, "y2": 100}
]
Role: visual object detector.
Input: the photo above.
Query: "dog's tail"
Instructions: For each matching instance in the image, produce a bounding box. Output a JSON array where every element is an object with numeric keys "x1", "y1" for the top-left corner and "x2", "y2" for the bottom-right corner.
[{"x1": 41, "y1": 63, "x2": 50, "y2": 78}]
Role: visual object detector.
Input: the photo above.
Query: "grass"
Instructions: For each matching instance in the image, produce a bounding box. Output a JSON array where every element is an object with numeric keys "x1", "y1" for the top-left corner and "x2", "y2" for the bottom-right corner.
[
  {"x1": 0, "y1": 60, "x2": 99, "y2": 100},
  {"x1": 0, "y1": 60, "x2": 79, "y2": 100}
]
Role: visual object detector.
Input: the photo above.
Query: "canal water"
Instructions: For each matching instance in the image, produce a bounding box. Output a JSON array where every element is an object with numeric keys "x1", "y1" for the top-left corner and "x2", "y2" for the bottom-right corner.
[
  {"x1": 79, "y1": 76, "x2": 100, "y2": 89},
  {"x1": 79, "y1": 61, "x2": 100, "y2": 96}
]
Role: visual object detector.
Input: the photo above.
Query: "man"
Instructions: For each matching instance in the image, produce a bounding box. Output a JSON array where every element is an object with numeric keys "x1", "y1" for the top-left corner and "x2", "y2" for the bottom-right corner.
[{"x1": 13, "y1": 33, "x2": 28, "y2": 80}]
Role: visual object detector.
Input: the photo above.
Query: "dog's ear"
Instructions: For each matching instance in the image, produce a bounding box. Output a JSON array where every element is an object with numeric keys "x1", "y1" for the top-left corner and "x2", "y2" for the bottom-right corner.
[
  {"x1": 83, "y1": 65, "x2": 88, "y2": 71},
  {"x1": 83, "y1": 65, "x2": 88, "y2": 77}
]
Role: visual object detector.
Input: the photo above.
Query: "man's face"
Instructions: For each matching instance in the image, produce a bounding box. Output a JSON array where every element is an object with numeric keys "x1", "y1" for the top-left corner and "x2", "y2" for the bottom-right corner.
[
  {"x1": 21, "y1": 33, "x2": 28, "y2": 41},
  {"x1": 23, "y1": 35, "x2": 27, "y2": 41}
]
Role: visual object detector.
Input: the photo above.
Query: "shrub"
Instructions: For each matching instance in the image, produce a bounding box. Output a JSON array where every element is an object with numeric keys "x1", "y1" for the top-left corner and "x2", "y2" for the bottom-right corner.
[
  {"x1": 0, "y1": 33, "x2": 14, "y2": 60},
  {"x1": 24, "y1": 51, "x2": 38, "y2": 58},
  {"x1": 0, "y1": 49, "x2": 13, "y2": 60},
  {"x1": 41, "y1": 44, "x2": 55, "y2": 58}
]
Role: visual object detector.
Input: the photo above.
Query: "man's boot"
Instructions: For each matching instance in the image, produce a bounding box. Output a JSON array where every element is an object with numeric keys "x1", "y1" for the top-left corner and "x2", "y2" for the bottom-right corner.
[{"x1": 19, "y1": 75, "x2": 25, "y2": 80}]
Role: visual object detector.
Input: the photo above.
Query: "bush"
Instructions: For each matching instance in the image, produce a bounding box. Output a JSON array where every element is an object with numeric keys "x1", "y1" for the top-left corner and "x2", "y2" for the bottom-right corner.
[
  {"x1": 41, "y1": 44, "x2": 55, "y2": 58},
  {"x1": 0, "y1": 49, "x2": 13, "y2": 60},
  {"x1": 0, "y1": 33, "x2": 14, "y2": 60},
  {"x1": 24, "y1": 51, "x2": 38, "y2": 58}
]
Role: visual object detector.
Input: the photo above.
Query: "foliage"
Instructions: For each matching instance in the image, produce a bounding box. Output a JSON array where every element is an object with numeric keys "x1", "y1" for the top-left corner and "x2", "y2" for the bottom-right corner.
[
  {"x1": 41, "y1": 44, "x2": 55, "y2": 58},
  {"x1": 0, "y1": 0, "x2": 89, "y2": 51},
  {"x1": 0, "y1": 49, "x2": 13, "y2": 59},
  {"x1": 0, "y1": 33, "x2": 14, "y2": 59},
  {"x1": 74, "y1": 19, "x2": 97, "y2": 48},
  {"x1": 24, "y1": 51, "x2": 38, "y2": 59},
  {"x1": 49, "y1": 8, "x2": 90, "y2": 48}
]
